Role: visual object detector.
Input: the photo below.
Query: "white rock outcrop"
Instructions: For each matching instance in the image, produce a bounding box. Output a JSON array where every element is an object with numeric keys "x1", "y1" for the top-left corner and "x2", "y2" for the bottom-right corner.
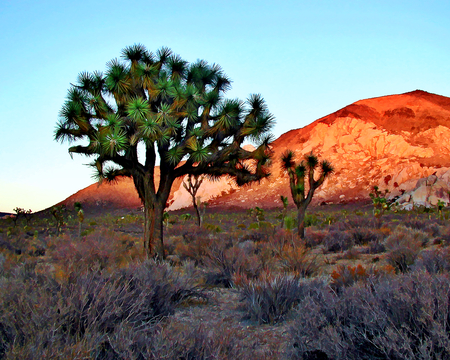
[{"x1": 396, "y1": 171, "x2": 450, "y2": 208}]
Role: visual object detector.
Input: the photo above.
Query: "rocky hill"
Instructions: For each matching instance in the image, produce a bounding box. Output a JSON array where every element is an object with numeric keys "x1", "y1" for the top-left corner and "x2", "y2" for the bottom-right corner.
[{"x1": 60, "y1": 90, "x2": 450, "y2": 211}]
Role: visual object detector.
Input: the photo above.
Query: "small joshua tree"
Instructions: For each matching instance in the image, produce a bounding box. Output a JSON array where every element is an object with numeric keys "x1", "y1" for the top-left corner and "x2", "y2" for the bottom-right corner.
[
  {"x1": 12, "y1": 207, "x2": 29, "y2": 227},
  {"x1": 369, "y1": 186, "x2": 390, "y2": 220},
  {"x1": 12, "y1": 207, "x2": 32, "y2": 227},
  {"x1": 252, "y1": 206, "x2": 265, "y2": 225},
  {"x1": 281, "y1": 150, "x2": 333, "y2": 238},
  {"x1": 12, "y1": 208, "x2": 22, "y2": 227},
  {"x1": 24, "y1": 209, "x2": 33, "y2": 226},
  {"x1": 51, "y1": 205, "x2": 66, "y2": 235},
  {"x1": 183, "y1": 174, "x2": 204, "y2": 226}
]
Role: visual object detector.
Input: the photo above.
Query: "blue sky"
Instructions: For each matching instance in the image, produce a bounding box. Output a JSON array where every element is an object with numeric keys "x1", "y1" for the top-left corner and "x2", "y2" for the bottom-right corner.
[{"x1": 1, "y1": 0, "x2": 449, "y2": 213}]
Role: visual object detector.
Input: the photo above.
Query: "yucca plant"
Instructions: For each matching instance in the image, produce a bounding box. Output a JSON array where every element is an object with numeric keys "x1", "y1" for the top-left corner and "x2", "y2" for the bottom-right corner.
[
  {"x1": 55, "y1": 44, "x2": 275, "y2": 258},
  {"x1": 281, "y1": 150, "x2": 333, "y2": 238}
]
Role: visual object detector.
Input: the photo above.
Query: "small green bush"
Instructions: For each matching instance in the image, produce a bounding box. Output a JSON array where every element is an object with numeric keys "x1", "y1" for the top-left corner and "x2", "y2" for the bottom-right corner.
[
  {"x1": 304, "y1": 213, "x2": 320, "y2": 227},
  {"x1": 203, "y1": 223, "x2": 222, "y2": 233},
  {"x1": 248, "y1": 222, "x2": 259, "y2": 230},
  {"x1": 284, "y1": 216, "x2": 296, "y2": 231}
]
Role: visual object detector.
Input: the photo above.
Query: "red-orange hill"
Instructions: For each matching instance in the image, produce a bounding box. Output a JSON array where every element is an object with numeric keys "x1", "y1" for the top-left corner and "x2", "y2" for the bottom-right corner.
[{"x1": 61, "y1": 90, "x2": 450, "y2": 211}]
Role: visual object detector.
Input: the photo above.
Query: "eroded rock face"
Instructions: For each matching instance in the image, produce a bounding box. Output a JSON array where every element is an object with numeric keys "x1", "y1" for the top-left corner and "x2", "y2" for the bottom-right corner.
[
  {"x1": 61, "y1": 90, "x2": 450, "y2": 210},
  {"x1": 396, "y1": 171, "x2": 450, "y2": 209}
]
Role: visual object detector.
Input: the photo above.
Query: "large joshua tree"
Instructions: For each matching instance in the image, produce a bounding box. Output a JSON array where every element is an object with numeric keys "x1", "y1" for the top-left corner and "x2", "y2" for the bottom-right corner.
[
  {"x1": 55, "y1": 44, "x2": 274, "y2": 258},
  {"x1": 281, "y1": 150, "x2": 333, "y2": 238}
]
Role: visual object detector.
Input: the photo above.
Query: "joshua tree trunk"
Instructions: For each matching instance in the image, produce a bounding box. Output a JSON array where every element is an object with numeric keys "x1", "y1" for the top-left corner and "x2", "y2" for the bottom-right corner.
[
  {"x1": 183, "y1": 175, "x2": 204, "y2": 227},
  {"x1": 193, "y1": 197, "x2": 201, "y2": 227},
  {"x1": 297, "y1": 204, "x2": 307, "y2": 239},
  {"x1": 136, "y1": 168, "x2": 173, "y2": 259},
  {"x1": 143, "y1": 199, "x2": 165, "y2": 259}
]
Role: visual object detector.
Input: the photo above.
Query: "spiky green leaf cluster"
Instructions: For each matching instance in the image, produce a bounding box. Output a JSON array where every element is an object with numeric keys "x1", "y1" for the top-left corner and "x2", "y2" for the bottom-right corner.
[{"x1": 55, "y1": 44, "x2": 275, "y2": 198}]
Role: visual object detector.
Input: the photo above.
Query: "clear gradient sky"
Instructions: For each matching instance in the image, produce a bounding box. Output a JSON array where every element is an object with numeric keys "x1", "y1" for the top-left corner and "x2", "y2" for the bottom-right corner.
[{"x1": 1, "y1": 0, "x2": 450, "y2": 213}]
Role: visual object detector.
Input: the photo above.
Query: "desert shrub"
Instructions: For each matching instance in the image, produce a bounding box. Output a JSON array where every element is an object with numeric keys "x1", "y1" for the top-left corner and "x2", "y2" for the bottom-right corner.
[
  {"x1": 366, "y1": 240, "x2": 386, "y2": 254},
  {"x1": 321, "y1": 214, "x2": 338, "y2": 227},
  {"x1": 289, "y1": 271, "x2": 450, "y2": 360},
  {"x1": 403, "y1": 218, "x2": 431, "y2": 231},
  {"x1": 304, "y1": 229, "x2": 328, "y2": 248},
  {"x1": 330, "y1": 264, "x2": 395, "y2": 293},
  {"x1": 203, "y1": 242, "x2": 263, "y2": 287},
  {"x1": 350, "y1": 227, "x2": 381, "y2": 245},
  {"x1": 330, "y1": 264, "x2": 367, "y2": 292},
  {"x1": 237, "y1": 239, "x2": 258, "y2": 254},
  {"x1": 0, "y1": 231, "x2": 46, "y2": 256},
  {"x1": 248, "y1": 222, "x2": 259, "y2": 230},
  {"x1": 0, "y1": 254, "x2": 4, "y2": 275},
  {"x1": 385, "y1": 248, "x2": 418, "y2": 273},
  {"x1": 277, "y1": 244, "x2": 321, "y2": 277},
  {"x1": 48, "y1": 227, "x2": 141, "y2": 273},
  {"x1": 236, "y1": 273, "x2": 327, "y2": 325},
  {"x1": 175, "y1": 235, "x2": 211, "y2": 266},
  {"x1": 203, "y1": 222, "x2": 222, "y2": 233},
  {"x1": 179, "y1": 226, "x2": 212, "y2": 244},
  {"x1": 377, "y1": 226, "x2": 393, "y2": 237},
  {"x1": 424, "y1": 222, "x2": 442, "y2": 237},
  {"x1": 384, "y1": 226, "x2": 426, "y2": 272},
  {"x1": 332, "y1": 217, "x2": 377, "y2": 231},
  {"x1": 267, "y1": 228, "x2": 297, "y2": 254},
  {"x1": 150, "y1": 321, "x2": 246, "y2": 359},
  {"x1": 323, "y1": 230, "x2": 354, "y2": 253},
  {"x1": 260, "y1": 220, "x2": 276, "y2": 232},
  {"x1": 411, "y1": 248, "x2": 450, "y2": 274},
  {"x1": 433, "y1": 226, "x2": 450, "y2": 246},
  {"x1": 337, "y1": 247, "x2": 360, "y2": 260},
  {"x1": 0, "y1": 231, "x2": 34, "y2": 256},
  {"x1": 0, "y1": 260, "x2": 205, "y2": 358},
  {"x1": 284, "y1": 215, "x2": 296, "y2": 231},
  {"x1": 240, "y1": 228, "x2": 270, "y2": 243},
  {"x1": 304, "y1": 213, "x2": 320, "y2": 227},
  {"x1": 163, "y1": 235, "x2": 182, "y2": 257}
]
